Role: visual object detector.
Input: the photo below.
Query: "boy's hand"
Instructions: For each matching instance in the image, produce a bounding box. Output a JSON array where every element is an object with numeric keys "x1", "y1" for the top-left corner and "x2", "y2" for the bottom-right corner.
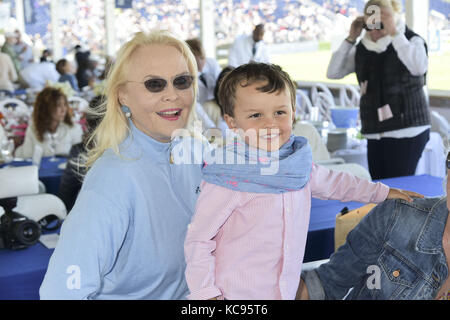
[{"x1": 387, "y1": 188, "x2": 424, "y2": 203}]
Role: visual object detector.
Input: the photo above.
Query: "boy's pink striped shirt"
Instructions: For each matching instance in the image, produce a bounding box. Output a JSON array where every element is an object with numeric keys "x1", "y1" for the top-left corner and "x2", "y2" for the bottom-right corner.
[{"x1": 184, "y1": 163, "x2": 389, "y2": 300}]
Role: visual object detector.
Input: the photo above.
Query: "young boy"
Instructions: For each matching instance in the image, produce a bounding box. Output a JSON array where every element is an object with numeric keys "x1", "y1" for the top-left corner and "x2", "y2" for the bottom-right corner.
[{"x1": 184, "y1": 63, "x2": 423, "y2": 300}]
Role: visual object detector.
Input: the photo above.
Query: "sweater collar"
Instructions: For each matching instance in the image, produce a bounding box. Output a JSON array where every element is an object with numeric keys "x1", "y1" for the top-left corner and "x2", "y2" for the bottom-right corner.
[{"x1": 120, "y1": 119, "x2": 172, "y2": 163}]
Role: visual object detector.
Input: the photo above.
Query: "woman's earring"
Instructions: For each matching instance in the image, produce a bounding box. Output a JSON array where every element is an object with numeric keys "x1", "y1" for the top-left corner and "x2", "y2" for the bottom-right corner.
[{"x1": 121, "y1": 105, "x2": 131, "y2": 118}]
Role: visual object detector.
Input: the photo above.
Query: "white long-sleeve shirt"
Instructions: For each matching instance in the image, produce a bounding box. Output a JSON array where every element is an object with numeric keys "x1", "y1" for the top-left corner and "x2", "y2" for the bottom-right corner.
[
  {"x1": 327, "y1": 32, "x2": 430, "y2": 139},
  {"x1": 15, "y1": 122, "x2": 83, "y2": 158},
  {"x1": 327, "y1": 33, "x2": 428, "y2": 79},
  {"x1": 228, "y1": 35, "x2": 270, "y2": 67},
  {"x1": 20, "y1": 62, "x2": 60, "y2": 89},
  {"x1": 197, "y1": 57, "x2": 222, "y2": 105}
]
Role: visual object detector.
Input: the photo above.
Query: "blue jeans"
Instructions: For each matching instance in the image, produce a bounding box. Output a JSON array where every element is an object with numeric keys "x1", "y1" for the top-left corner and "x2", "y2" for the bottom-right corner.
[{"x1": 302, "y1": 197, "x2": 449, "y2": 300}]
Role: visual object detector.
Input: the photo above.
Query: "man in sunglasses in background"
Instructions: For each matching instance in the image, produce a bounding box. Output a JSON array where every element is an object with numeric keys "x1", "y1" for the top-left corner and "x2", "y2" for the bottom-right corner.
[
  {"x1": 297, "y1": 151, "x2": 450, "y2": 300},
  {"x1": 326, "y1": 0, "x2": 430, "y2": 182}
]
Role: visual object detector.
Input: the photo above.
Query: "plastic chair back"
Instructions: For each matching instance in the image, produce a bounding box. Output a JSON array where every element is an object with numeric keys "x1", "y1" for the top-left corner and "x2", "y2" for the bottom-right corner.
[
  {"x1": 339, "y1": 84, "x2": 360, "y2": 108},
  {"x1": 68, "y1": 96, "x2": 89, "y2": 112},
  {"x1": 0, "y1": 98, "x2": 30, "y2": 119},
  {"x1": 295, "y1": 89, "x2": 313, "y2": 119},
  {"x1": 311, "y1": 83, "x2": 335, "y2": 107}
]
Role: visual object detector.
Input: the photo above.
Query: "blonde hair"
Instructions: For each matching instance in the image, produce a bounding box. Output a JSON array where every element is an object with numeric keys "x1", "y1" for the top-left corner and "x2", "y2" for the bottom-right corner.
[
  {"x1": 364, "y1": 0, "x2": 403, "y2": 14},
  {"x1": 85, "y1": 30, "x2": 199, "y2": 169}
]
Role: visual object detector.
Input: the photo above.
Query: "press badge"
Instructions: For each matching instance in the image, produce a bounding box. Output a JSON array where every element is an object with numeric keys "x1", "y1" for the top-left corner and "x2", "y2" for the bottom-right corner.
[{"x1": 377, "y1": 104, "x2": 393, "y2": 122}]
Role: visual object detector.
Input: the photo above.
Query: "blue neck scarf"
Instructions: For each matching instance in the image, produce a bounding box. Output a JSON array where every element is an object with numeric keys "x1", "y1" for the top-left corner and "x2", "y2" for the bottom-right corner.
[{"x1": 202, "y1": 135, "x2": 313, "y2": 194}]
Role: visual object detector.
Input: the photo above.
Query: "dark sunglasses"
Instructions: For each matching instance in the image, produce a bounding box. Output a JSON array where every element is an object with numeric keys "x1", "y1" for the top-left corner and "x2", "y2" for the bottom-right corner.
[
  {"x1": 363, "y1": 22, "x2": 384, "y2": 31},
  {"x1": 129, "y1": 75, "x2": 194, "y2": 93},
  {"x1": 447, "y1": 152, "x2": 450, "y2": 170}
]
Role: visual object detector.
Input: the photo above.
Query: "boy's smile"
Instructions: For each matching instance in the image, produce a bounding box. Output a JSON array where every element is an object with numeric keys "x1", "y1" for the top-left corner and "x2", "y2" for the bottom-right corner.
[{"x1": 224, "y1": 81, "x2": 294, "y2": 152}]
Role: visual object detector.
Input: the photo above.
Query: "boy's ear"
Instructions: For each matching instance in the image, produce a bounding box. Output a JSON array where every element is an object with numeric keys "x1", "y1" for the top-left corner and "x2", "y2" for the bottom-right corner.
[{"x1": 223, "y1": 114, "x2": 236, "y2": 130}]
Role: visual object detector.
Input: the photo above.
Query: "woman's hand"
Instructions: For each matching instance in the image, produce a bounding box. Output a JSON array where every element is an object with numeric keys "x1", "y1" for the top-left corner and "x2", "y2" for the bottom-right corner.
[
  {"x1": 348, "y1": 16, "x2": 365, "y2": 41},
  {"x1": 386, "y1": 188, "x2": 424, "y2": 203}
]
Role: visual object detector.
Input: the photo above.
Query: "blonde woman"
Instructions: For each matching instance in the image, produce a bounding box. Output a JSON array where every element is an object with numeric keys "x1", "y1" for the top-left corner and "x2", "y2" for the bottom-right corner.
[
  {"x1": 40, "y1": 31, "x2": 203, "y2": 299},
  {"x1": 327, "y1": 0, "x2": 430, "y2": 180}
]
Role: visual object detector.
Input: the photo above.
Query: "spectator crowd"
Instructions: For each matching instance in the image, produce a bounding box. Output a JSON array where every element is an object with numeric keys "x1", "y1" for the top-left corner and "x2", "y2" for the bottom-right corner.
[{"x1": 6, "y1": 0, "x2": 449, "y2": 59}]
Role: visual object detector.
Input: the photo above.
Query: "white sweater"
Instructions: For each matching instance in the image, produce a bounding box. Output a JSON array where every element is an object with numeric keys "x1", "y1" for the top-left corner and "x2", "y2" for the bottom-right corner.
[{"x1": 15, "y1": 122, "x2": 83, "y2": 158}]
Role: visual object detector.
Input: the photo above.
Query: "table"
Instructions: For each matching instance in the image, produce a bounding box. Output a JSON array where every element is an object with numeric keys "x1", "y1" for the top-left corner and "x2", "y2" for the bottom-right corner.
[
  {"x1": 0, "y1": 233, "x2": 54, "y2": 299},
  {"x1": 0, "y1": 174, "x2": 444, "y2": 300},
  {"x1": 0, "y1": 156, "x2": 66, "y2": 196},
  {"x1": 303, "y1": 174, "x2": 445, "y2": 262}
]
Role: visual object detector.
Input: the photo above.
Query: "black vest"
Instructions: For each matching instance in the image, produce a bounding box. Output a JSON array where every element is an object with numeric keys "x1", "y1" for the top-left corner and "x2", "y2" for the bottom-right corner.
[{"x1": 355, "y1": 27, "x2": 430, "y2": 134}]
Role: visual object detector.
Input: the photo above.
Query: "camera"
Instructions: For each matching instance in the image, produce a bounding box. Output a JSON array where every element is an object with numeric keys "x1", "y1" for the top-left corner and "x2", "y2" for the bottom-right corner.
[
  {"x1": 0, "y1": 165, "x2": 67, "y2": 250},
  {"x1": 0, "y1": 197, "x2": 41, "y2": 250}
]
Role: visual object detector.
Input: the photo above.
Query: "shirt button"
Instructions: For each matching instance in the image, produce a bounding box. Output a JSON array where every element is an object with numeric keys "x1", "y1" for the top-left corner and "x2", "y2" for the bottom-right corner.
[{"x1": 392, "y1": 270, "x2": 400, "y2": 278}]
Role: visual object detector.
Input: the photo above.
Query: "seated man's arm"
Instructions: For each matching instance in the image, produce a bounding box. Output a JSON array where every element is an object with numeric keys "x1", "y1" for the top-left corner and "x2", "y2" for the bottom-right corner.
[{"x1": 301, "y1": 200, "x2": 396, "y2": 300}]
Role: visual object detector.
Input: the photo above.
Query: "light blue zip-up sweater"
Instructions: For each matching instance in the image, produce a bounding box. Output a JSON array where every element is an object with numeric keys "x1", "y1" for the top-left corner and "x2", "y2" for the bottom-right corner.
[{"x1": 39, "y1": 122, "x2": 202, "y2": 299}]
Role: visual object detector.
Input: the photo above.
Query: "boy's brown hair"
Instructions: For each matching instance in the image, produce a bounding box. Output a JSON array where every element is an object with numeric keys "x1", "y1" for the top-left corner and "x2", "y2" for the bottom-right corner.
[{"x1": 217, "y1": 63, "x2": 297, "y2": 118}]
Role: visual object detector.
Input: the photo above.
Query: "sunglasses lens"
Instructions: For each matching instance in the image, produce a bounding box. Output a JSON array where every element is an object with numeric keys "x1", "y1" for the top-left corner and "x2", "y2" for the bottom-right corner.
[
  {"x1": 173, "y1": 75, "x2": 193, "y2": 90},
  {"x1": 143, "y1": 75, "x2": 193, "y2": 92},
  {"x1": 144, "y1": 79, "x2": 167, "y2": 93},
  {"x1": 447, "y1": 152, "x2": 450, "y2": 169}
]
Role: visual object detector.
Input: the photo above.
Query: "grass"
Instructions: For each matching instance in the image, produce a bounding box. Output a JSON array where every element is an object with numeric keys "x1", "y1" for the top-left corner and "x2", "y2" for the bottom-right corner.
[
  {"x1": 271, "y1": 50, "x2": 450, "y2": 91},
  {"x1": 219, "y1": 49, "x2": 450, "y2": 91}
]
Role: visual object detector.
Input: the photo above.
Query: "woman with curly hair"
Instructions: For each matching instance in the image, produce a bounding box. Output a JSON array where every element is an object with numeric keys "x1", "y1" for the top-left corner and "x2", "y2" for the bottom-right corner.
[{"x1": 15, "y1": 87, "x2": 83, "y2": 158}]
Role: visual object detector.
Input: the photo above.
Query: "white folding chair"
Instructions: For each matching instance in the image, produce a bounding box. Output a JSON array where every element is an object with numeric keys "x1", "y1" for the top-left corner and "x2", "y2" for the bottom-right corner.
[
  {"x1": 24, "y1": 88, "x2": 41, "y2": 105},
  {"x1": 310, "y1": 83, "x2": 335, "y2": 108},
  {"x1": 68, "y1": 96, "x2": 89, "y2": 113},
  {"x1": 0, "y1": 89, "x2": 13, "y2": 100},
  {"x1": 339, "y1": 84, "x2": 360, "y2": 108},
  {"x1": 314, "y1": 92, "x2": 333, "y2": 123},
  {"x1": 430, "y1": 111, "x2": 450, "y2": 144},
  {"x1": 296, "y1": 89, "x2": 313, "y2": 119},
  {"x1": 0, "y1": 98, "x2": 31, "y2": 119}
]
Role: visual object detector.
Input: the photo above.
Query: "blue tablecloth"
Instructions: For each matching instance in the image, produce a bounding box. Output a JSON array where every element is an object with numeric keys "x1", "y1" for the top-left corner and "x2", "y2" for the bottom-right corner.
[
  {"x1": 0, "y1": 157, "x2": 66, "y2": 196},
  {"x1": 0, "y1": 174, "x2": 445, "y2": 300},
  {"x1": 0, "y1": 235, "x2": 53, "y2": 299}
]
